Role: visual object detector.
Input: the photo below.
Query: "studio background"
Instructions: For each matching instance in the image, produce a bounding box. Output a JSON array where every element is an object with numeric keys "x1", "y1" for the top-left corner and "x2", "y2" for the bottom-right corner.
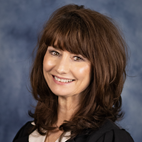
[{"x1": 0, "y1": 0, "x2": 142, "y2": 142}]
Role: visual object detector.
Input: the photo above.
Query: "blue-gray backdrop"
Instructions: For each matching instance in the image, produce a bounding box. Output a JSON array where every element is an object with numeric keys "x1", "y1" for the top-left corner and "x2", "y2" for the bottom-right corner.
[{"x1": 0, "y1": 0, "x2": 142, "y2": 142}]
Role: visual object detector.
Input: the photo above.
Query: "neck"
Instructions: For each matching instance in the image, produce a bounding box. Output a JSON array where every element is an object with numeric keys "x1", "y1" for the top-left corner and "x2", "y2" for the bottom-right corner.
[{"x1": 57, "y1": 95, "x2": 79, "y2": 126}]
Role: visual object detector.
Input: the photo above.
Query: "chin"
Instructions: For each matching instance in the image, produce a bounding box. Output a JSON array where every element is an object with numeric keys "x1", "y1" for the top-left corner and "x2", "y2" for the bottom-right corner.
[
  {"x1": 51, "y1": 90, "x2": 70, "y2": 97},
  {"x1": 54, "y1": 93, "x2": 69, "y2": 97}
]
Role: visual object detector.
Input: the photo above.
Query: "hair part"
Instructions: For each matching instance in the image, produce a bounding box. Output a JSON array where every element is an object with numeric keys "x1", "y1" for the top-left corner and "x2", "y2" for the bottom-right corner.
[{"x1": 30, "y1": 4, "x2": 128, "y2": 140}]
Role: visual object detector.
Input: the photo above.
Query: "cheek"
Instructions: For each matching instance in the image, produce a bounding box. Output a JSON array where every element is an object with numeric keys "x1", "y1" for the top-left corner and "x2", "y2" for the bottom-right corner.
[
  {"x1": 43, "y1": 56, "x2": 55, "y2": 72},
  {"x1": 73, "y1": 64, "x2": 91, "y2": 80}
]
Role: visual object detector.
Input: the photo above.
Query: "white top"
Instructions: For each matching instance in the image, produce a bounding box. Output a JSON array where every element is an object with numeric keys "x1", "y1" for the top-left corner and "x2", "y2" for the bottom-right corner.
[{"x1": 29, "y1": 122, "x2": 70, "y2": 142}]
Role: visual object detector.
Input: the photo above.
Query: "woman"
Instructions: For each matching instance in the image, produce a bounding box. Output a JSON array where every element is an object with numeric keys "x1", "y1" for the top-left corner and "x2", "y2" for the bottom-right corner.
[{"x1": 13, "y1": 4, "x2": 134, "y2": 142}]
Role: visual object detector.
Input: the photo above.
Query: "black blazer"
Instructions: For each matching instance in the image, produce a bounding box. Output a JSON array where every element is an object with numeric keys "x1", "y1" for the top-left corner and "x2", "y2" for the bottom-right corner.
[{"x1": 13, "y1": 119, "x2": 134, "y2": 142}]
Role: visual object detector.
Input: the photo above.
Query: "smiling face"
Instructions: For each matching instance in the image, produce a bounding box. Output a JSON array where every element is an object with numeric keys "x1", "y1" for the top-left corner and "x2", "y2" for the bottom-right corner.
[{"x1": 43, "y1": 46, "x2": 91, "y2": 98}]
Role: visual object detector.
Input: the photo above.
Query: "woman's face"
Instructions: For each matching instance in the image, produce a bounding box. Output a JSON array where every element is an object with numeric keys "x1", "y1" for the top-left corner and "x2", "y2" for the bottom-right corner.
[{"x1": 43, "y1": 46, "x2": 91, "y2": 98}]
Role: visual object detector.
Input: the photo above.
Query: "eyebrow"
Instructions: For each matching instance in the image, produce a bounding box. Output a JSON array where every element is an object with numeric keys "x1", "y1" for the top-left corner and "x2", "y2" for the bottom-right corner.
[
  {"x1": 52, "y1": 45, "x2": 65, "y2": 51},
  {"x1": 53, "y1": 45, "x2": 60, "y2": 49}
]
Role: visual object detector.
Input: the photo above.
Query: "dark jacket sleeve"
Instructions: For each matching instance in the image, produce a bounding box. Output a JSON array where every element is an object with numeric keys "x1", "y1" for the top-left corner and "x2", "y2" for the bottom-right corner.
[
  {"x1": 70, "y1": 120, "x2": 134, "y2": 142},
  {"x1": 87, "y1": 126, "x2": 134, "y2": 142},
  {"x1": 12, "y1": 121, "x2": 34, "y2": 142}
]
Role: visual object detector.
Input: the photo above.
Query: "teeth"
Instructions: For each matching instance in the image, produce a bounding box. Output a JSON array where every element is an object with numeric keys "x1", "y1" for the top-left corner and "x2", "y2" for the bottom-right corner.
[{"x1": 54, "y1": 76, "x2": 73, "y2": 83}]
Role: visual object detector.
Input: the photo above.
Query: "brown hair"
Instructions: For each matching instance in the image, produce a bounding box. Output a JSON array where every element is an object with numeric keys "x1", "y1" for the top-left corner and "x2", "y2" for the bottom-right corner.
[{"x1": 30, "y1": 4, "x2": 127, "y2": 139}]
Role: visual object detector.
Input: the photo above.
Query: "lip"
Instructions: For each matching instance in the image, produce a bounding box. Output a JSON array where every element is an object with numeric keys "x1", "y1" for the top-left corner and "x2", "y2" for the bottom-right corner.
[
  {"x1": 52, "y1": 75, "x2": 75, "y2": 80},
  {"x1": 52, "y1": 75, "x2": 75, "y2": 85}
]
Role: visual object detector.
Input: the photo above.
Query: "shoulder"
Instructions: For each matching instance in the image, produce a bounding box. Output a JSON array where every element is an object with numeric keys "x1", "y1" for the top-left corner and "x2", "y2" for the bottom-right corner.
[
  {"x1": 87, "y1": 119, "x2": 134, "y2": 142},
  {"x1": 13, "y1": 121, "x2": 35, "y2": 142},
  {"x1": 71, "y1": 119, "x2": 134, "y2": 142}
]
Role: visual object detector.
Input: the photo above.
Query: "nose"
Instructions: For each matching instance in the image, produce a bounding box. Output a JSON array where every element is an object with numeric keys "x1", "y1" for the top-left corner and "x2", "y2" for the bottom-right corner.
[{"x1": 55, "y1": 55, "x2": 70, "y2": 74}]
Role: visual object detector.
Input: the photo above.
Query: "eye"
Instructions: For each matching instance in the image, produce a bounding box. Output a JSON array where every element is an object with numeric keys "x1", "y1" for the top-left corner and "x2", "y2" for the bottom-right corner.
[
  {"x1": 73, "y1": 56, "x2": 83, "y2": 61},
  {"x1": 49, "y1": 50, "x2": 60, "y2": 56}
]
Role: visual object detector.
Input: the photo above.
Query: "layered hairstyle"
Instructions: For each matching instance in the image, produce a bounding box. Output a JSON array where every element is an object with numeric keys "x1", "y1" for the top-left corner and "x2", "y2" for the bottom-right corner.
[{"x1": 30, "y1": 4, "x2": 128, "y2": 139}]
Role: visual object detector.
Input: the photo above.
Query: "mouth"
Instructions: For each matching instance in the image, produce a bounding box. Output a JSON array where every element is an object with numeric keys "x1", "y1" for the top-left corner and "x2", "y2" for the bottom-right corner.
[{"x1": 52, "y1": 75, "x2": 75, "y2": 83}]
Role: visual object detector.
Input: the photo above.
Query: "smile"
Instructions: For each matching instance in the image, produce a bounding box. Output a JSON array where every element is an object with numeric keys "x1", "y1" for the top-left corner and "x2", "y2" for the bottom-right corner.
[{"x1": 53, "y1": 76, "x2": 74, "y2": 83}]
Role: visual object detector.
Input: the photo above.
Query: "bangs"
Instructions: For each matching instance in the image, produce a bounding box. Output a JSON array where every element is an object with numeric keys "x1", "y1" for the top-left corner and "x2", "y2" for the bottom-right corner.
[{"x1": 44, "y1": 12, "x2": 92, "y2": 60}]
